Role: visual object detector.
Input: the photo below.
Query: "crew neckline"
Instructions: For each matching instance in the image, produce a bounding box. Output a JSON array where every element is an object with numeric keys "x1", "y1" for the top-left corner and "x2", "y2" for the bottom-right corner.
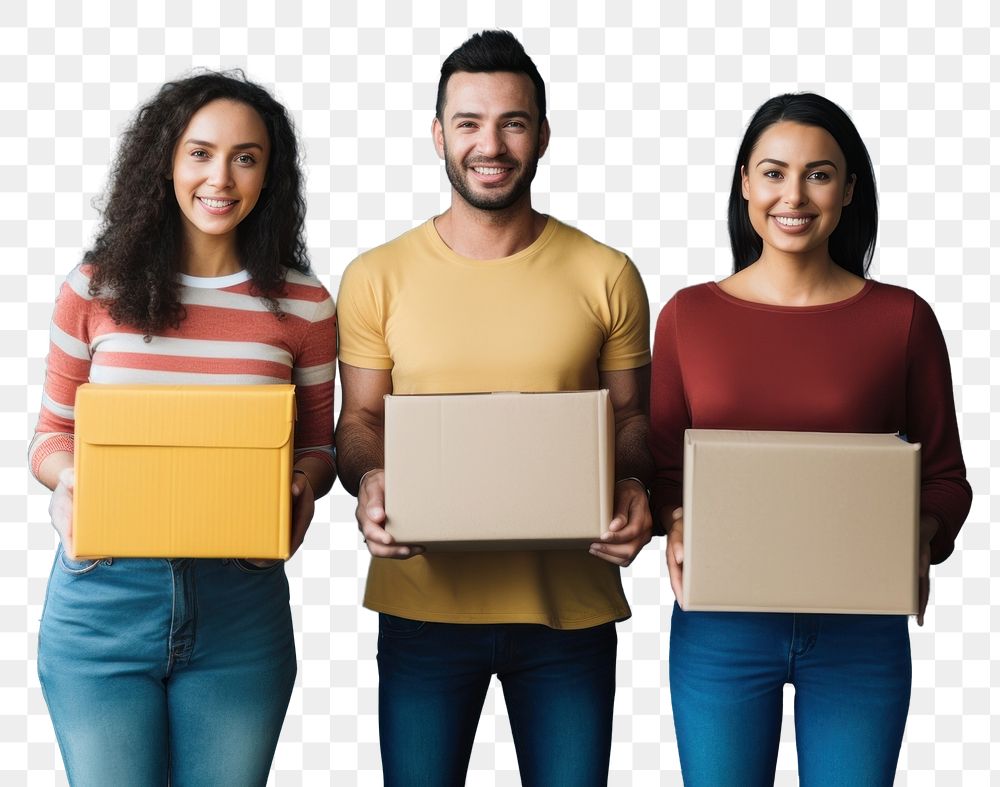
[
  {"x1": 706, "y1": 279, "x2": 876, "y2": 313},
  {"x1": 178, "y1": 269, "x2": 251, "y2": 288},
  {"x1": 423, "y1": 215, "x2": 559, "y2": 267}
]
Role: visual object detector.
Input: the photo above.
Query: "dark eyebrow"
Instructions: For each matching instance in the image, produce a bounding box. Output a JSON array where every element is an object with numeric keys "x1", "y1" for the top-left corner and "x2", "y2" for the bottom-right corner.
[
  {"x1": 756, "y1": 157, "x2": 838, "y2": 170},
  {"x1": 183, "y1": 139, "x2": 265, "y2": 151},
  {"x1": 450, "y1": 110, "x2": 533, "y2": 122}
]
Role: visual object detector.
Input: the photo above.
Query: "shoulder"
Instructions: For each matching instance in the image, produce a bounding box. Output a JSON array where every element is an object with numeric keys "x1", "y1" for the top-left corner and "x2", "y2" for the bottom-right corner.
[
  {"x1": 865, "y1": 280, "x2": 919, "y2": 308},
  {"x1": 54, "y1": 263, "x2": 99, "y2": 309},
  {"x1": 666, "y1": 282, "x2": 718, "y2": 310},
  {"x1": 654, "y1": 283, "x2": 720, "y2": 331},
  {"x1": 547, "y1": 218, "x2": 630, "y2": 270},
  {"x1": 346, "y1": 221, "x2": 432, "y2": 275},
  {"x1": 281, "y1": 269, "x2": 336, "y2": 321}
]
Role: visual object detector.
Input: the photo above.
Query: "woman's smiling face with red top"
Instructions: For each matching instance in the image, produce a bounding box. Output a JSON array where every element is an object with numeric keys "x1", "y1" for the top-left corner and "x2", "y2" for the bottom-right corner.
[{"x1": 741, "y1": 121, "x2": 855, "y2": 263}]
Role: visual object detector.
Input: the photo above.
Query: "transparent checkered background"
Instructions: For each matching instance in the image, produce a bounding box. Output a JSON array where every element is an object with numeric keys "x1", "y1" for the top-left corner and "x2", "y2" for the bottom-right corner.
[{"x1": 2, "y1": 0, "x2": 995, "y2": 784}]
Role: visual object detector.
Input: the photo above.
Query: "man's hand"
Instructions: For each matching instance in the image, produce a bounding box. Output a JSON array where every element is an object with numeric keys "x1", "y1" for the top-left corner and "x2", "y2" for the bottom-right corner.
[
  {"x1": 917, "y1": 514, "x2": 939, "y2": 626},
  {"x1": 357, "y1": 469, "x2": 423, "y2": 559},
  {"x1": 589, "y1": 479, "x2": 652, "y2": 567},
  {"x1": 666, "y1": 507, "x2": 685, "y2": 609},
  {"x1": 49, "y1": 467, "x2": 74, "y2": 554}
]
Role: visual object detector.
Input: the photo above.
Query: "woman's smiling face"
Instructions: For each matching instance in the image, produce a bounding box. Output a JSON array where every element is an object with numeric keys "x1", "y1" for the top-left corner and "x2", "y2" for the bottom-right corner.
[
  {"x1": 741, "y1": 121, "x2": 855, "y2": 262},
  {"x1": 171, "y1": 99, "x2": 270, "y2": 246}
]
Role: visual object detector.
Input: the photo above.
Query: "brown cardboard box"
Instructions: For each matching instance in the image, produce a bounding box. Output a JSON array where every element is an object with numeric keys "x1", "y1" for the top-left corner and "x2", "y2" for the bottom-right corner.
[
  {"x1": 682, "y1": 429, "x2": 920, "y2": 614},
  {"x1": 73, "y1": 384, "x2": 295, "y2": 559},
  {"x1": 384, "y1": 391, "x2": 614, "y2": 550}
]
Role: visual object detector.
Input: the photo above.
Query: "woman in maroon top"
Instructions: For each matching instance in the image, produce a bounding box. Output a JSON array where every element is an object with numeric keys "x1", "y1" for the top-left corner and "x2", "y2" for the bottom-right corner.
[{"x1": 650, "y1": 93, "x2": 972, "y2": 786}]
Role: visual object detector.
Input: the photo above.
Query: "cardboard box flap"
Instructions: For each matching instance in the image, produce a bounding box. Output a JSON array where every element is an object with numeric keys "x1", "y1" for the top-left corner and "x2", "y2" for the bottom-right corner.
[
  {"x1": 684, "y1": 429, "x2": 920, "y2": 453},
  {"x1": 75, "y1": 384, "x2": 296, "y2": 449}
]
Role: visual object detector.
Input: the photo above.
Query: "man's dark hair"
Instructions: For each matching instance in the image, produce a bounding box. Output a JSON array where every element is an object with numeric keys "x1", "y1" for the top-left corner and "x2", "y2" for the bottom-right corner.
[{"x1": 435, "y1": 30, "x2": 546, "y2": 122}]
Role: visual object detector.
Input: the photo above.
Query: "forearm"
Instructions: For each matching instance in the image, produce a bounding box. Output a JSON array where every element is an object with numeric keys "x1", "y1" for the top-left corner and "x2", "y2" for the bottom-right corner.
[
  {"x1": 35, "y1": 450, "x2": 74, "y2": 492},
  {"x1": 614, "y1": 413, "x2": 654, "y2": 487},
  {"x1": 334, "y1": 415, "x2": 384, "y2": 497},
  {"x1": 294, "y1": 454, "x2": 336, "y2": 500}
]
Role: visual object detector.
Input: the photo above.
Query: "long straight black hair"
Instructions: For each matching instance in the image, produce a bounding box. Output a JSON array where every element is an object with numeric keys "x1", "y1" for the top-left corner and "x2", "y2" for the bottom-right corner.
[{"x1": 727, "y1": 93, "x2": 878, "y2": 276}]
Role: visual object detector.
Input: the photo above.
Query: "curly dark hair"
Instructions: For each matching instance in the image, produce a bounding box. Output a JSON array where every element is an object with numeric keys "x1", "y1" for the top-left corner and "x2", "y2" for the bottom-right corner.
[{"x1": 86, "y1": 70, "x2": 309, "y2": 335}]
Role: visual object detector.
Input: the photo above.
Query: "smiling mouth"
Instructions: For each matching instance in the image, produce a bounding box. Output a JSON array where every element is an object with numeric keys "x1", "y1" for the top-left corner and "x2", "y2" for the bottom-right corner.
[
  {"x1": 772, "y1": 215, "x2": 814, "y2": 227},
  {"x1": 198, "y1": 197, "x2": 238, "y2": 208},
  {"x1": 471, "y1": 166, "x2": 511, "y2": 176}
]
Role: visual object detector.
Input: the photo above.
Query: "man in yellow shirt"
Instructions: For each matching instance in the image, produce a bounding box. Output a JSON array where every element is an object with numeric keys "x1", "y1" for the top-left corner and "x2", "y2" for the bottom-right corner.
[{"x1": 336, "y1": 30, "x2": 653, "y2": 786}]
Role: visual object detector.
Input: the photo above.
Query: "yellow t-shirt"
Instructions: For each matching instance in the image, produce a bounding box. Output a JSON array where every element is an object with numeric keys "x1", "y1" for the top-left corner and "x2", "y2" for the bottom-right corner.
[{"x1": 337, "y1": 216, "x2": 650, "y2": 629}]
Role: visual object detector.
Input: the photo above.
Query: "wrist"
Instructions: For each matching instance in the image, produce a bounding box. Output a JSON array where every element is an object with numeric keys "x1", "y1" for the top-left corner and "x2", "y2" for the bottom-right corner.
[
  {"x1": 359, "y1": 468, "x2": 382, "y2": 488},
  {"x1": 616, "y1": 477, "x2": 648, "y2": 495},
  {"x1": 293, "y1": 468, "x2": 312, "y2": 492}
]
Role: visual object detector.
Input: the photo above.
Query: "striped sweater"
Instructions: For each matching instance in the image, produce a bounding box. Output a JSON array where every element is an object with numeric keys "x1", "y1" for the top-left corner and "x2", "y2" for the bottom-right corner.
[{"x1": 30, "y1": 264, "x2": 336, "y2": 478}]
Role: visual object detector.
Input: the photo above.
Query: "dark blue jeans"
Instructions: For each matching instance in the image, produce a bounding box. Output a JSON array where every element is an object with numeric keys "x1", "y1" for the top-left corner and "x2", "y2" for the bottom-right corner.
[
  {"x1": 377, "y1": 614, "x2": 617, "y2": 787},
  {"x1": 669, "y1": 603, "x2": 911, "y2": 787},
  {"x1": 38, "y1": 548, "x2": 296, "y2": 786}
]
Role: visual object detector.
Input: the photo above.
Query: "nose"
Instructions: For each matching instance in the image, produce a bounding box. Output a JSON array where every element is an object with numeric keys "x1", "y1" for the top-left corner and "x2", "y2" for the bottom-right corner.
[
  {"x1": 782, "y1": 177, "x2": 806, "y2": 207},
  {"x1": 207, "y1": 158, "x2": 234, "y2": 189},
  {"x1": 476, "y1": 126, "x2": 507, "y2": 158}
]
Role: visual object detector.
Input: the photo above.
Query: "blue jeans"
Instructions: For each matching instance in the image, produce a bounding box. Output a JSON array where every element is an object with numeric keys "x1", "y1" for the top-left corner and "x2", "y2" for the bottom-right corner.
[
  {"x1": 669, "y1": 604, "x2": 911, "y2": 787},
  {"x1": 377, "y1": 614, "x2": 617, "y2": 787},
  {"x1": 38, "y1": 548, "x2": 296, "y2": 786}
]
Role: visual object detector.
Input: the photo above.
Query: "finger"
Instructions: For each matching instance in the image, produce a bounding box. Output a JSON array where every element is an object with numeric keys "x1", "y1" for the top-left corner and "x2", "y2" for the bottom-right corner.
[
  {"x1": 917, "y1": 575, "x2": 929, "y2": 627},
  {"x1": 608, "y1": 494, "x2": 635, "y2": 534},
  {"x1": 672, "y1": 537, "x2": 684, "y2": 566},
  {"x1": 600, "y1": 518, "x2": 640, "y2": 544},
  {"x1": 589, "y1": 548, "x2": 631, "y2": 567},
  {"x1": 590, "y1": 541, "x2": 640, "y2": 565},
  {"x1": 666, "y1": 545, "x2": 684, "y2": 608},
  {"x1": 366, "y1": 541, "x2": 424, "y2": 559},
  {"x1": 360, "y1": 520, "x2": 398, "y2": 547}
]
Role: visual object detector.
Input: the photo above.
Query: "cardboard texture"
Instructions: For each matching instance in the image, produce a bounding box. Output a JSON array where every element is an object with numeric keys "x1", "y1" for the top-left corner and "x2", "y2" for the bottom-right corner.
[
  {"x1": 683, "y1": 429, "x2": 920, "y2": 614},
  {"x1": 384, "y1": 390, "x2": 614, "y2": 550},
  {"x1": 73, "y1": 384, "x2": 295, "y2": 559}
]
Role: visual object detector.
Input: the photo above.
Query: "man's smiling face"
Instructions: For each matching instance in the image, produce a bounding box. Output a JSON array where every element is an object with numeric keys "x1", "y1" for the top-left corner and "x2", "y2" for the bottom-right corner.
[{"x1": 434, "y1": 70, "x2": 549, "y2": 212}]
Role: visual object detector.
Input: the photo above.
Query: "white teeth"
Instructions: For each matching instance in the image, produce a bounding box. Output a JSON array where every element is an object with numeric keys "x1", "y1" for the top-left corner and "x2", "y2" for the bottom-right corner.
[
  {"x1": 473, "y1": 167, "x2": 505, "y2": 175},
  {"x1": 200, "y1": 198, "x2": 235, "y2": 208},
  {"x1": 774, "y1": 216, "x2": 811, "y2": 226}
]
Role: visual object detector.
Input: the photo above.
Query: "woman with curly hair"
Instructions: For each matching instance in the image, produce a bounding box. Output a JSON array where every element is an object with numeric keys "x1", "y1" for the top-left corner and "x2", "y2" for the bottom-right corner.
[{"x1": 29, "y1": 71, "x2": 336, "y2": 784}]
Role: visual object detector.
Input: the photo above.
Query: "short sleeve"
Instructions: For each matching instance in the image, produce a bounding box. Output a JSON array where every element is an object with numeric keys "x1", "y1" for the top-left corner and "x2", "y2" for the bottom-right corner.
[
  {"x1": 598, "y1": 258, "x2": 651, "y2": 371},
  {"x1": 336, "y1": 256, "x2": 394, "y2": 371}
]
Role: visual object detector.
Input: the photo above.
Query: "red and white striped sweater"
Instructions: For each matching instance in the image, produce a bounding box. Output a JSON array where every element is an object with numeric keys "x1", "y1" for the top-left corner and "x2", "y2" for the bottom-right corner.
[{"x1": 30, "y1": 264, "x2": 336, "y2": 477}]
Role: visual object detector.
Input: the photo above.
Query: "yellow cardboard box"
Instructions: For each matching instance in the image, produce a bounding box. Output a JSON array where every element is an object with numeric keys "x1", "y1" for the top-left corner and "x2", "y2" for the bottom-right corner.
[{"x1": 72, "y1": 384, "x2": 295, "y2": 559}]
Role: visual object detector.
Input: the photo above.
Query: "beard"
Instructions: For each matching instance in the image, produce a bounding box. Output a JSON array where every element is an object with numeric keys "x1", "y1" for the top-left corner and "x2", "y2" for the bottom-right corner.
[{"x1": 443, "y1": 143, "x2": 540, "y2": 212}]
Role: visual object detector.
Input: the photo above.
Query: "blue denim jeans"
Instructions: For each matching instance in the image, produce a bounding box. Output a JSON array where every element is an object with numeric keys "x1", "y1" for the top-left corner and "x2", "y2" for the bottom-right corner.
[
  {"x1": 669, "y1": 603, "x2": 911, "y2": 787},
  {"x1": 376, "y1": 614, "x2": 617, "y2": 787},
  {"x1": 37, "y1": 547, "x2": 297, "y2": 786}
]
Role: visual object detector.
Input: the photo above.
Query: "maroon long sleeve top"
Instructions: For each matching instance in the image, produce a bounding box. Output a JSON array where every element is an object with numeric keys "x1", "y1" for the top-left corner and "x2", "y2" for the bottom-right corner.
[{"x1": 649, "y1": 280, "x2": 972, "y2": 564}]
